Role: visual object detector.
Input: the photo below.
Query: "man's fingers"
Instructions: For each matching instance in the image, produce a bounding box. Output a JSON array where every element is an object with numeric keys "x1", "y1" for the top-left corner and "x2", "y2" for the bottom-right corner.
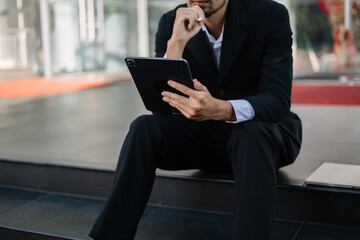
[
  {"x1": 168, "y1": 100, "x2": 192, "y2": 114},
  {"x1": 177, "y1": 7, "x2": 204, "y2": 31},
  {"x1": 167, "y1": 80, "x2": 197, "y2": 97},
  {"x1": 193, "y1": 5, "x2": 206, "y2": 20},
  {"x1": 162, "y1": 90, "x2": 188, "y2": 107},
  {"x1": 162, "y1": 93, "x2": 193, "y2": 115},
  {"x1": 185, "y1": 6, "x2": 204, "y2": 20},
  {"x1": 166, "y1": 80, "x2": 210, "y2": 102},
  {"x1": 190, "y1": 7, "x2": 205, "y2": 29},
  {"x1": 186, "y1": 14, "x2": 201, "y2": 31},
  {"x1": 166, "y1": 98, "x2": 197, "y2": 120},
  {"x1": 187, "y1": 17, "x2": 196, "y2": 31},
  {"x1": 193, "y1": 79, "x2": 208, "y2": 92}
]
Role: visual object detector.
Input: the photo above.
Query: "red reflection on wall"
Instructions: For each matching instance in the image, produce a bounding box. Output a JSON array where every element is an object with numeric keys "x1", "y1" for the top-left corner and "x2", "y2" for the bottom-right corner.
[{"x1": 317, "y1": 0, "x2": 357, "y2": 69}]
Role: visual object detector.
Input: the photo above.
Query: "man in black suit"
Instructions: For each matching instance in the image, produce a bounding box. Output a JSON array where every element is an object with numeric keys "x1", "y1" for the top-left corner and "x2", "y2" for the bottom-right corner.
[{"x1": 90, "y1": 0, "x2": 302, "y2": 239}]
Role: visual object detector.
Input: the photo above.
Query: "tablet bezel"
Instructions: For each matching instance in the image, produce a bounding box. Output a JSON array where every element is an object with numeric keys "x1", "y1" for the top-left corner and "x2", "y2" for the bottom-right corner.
[{"x1": 125, "y1": 57, "x2": 194, "y2": 114}]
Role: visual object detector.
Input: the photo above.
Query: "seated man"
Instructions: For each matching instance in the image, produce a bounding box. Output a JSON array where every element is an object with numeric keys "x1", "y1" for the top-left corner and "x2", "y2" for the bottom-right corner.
[{"x1": 89, "y1": 0, "x2": 302, "y2": 239}]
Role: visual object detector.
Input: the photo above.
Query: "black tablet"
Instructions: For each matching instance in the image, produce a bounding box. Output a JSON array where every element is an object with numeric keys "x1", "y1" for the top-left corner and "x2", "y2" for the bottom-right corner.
[{"x1": 125, "y1": 57, "x2": 194, "y2": 114}]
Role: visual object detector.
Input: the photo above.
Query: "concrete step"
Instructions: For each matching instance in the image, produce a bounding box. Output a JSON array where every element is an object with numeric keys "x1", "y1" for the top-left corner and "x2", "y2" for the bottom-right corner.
[
  {"x1": 1, "y1": 185, "x2": 360, "y2": 240},
  {"x1": 1, "y1": 158, "x2": 360, "y2": 229},
  {"x1": 0, "y1": 186, "x2": 95, "y2": 240}
]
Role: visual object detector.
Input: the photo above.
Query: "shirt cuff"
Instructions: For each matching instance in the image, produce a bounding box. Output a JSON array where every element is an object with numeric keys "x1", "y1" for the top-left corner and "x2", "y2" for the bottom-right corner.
[{"x1": 227, "y1": 100, "x2": 255, "y2": 123}]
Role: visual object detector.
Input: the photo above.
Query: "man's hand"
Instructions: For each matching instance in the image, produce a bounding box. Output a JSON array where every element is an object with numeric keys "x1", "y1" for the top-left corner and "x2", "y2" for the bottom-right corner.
[
  {"x1": 162, "y1": 79, "x2": 236, "y2": 122},
  {"x1": 167, "y1": 6, "x2": 205, "y2": 58}
]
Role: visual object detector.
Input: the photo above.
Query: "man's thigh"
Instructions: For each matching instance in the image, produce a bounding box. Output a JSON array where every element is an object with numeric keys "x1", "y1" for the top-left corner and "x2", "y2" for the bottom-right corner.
[
  {"x1": 140, "y1": 114, "x2": 233, "y2": 170},
  {"x1": 227, "y1": 120, "x2": 298, "y2": 169}
]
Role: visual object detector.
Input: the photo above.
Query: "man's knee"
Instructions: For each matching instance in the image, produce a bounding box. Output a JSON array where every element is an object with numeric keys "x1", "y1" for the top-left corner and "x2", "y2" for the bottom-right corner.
[
  {"x1": 129, "y1": 115, "x2": 161, "y2": 136},
  {"x1": 228, "y1": 120, "x2": 279, "y2": 177},
  {"x1": 229, "y1": 120, "x2": 272, "y2": 145},
  {"x1": 228, "y1": 120, "x2": 278, "y2": 161},
  {"x1": 119, "y1": 115, "x2": 163, "y2": 166},
  {"x1": 129, "y1": 115, "x2": 151, "y2": 131},
  {"x1": 128, "y1": 114, "x2": 174, "y2": 148}
]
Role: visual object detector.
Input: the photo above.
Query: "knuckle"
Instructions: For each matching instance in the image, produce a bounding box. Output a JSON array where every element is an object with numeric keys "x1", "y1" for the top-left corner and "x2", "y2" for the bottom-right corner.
[
  {"x1": 198, "y1": 94, "x2": 205, "y2": 102},
  {"x1": 189, "y1": 109, "x2": 196, "y2": 116},
  {"x1": 184, "y1": 112, "x2": 192, "y2": 119},
  {"x1": 190, "y1": 107, "x2": 199, "y2": 116},
  {"x1": 192, "y1": 104, "x2": 200, "y2": 112}
]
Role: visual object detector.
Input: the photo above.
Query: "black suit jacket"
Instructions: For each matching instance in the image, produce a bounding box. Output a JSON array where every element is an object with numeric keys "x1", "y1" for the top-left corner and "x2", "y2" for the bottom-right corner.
[{"x1": 155, "y1": 0, "x2": 302, "y2": 152}]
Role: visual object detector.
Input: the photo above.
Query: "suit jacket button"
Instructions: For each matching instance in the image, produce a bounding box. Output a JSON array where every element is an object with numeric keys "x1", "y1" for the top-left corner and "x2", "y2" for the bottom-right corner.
[{"x1": 218, "y1": 89, "x2": 225, "y2": 96}]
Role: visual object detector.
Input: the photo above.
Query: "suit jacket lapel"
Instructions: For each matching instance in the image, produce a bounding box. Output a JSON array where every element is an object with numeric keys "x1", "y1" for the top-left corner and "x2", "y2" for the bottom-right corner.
[
  {"x1": 217, "y1": 0, "x2": 248, "y2": 86},
  {"x1": 186, "y1": 30, "x2": 218, "y2": 81}
]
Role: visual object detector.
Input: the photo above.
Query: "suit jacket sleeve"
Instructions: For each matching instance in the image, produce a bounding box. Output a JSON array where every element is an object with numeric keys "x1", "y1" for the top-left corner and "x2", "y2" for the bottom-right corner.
[
  {"x1": 244, "y1": 4, "x2": 293, "y2": 123},
  {"x1": 155, "y1": 14, "x2": 173, "y2": 57}
]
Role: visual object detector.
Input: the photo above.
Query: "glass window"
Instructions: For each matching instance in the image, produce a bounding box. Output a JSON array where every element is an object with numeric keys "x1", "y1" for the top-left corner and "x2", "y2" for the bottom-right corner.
[
  {"x1": 2, "y1": 0, "x2": 359, "y2": 78},
  {"x1": 285, "y1": 0, "x2": 360, "y2": 79},
  {"x1": 0, "y1": 0, "x2": 37, "y2": 71},
  {"x1": 103, "y1": 0, "x2": 138, "y2": 72},
  {"x1": 47, "y1": 0, "x2": 138, "y2": 74},
  {"x1": 148, "y1": 0, "x2": 184, "y2": 57}
]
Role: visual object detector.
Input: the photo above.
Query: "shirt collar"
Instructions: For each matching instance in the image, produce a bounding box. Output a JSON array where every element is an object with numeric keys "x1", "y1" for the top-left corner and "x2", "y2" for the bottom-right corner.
[{"x1": 201, "y1": 23, "x2": 225, "y2": 44}]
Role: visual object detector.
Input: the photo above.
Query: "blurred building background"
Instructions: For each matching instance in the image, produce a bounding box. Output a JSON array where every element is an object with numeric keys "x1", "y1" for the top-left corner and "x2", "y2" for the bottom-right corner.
[
  {"x1": 0, "y1": 0, "x2": 359, "y2": 80},
  {"x1": 0, "y1": 2, "x2": 360, "y2": 239}
]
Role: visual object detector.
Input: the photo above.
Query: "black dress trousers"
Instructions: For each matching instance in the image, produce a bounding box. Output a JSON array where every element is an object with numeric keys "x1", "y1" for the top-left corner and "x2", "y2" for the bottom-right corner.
[{"x1": 89, "y1": 113, "x2": 298, "y2": 240}]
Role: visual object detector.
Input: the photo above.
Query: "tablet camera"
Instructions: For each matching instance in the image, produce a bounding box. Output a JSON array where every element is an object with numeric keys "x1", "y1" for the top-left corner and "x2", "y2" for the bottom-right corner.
[{"x1": 126, "y1": 59, "x2": 137, "y2": 68}]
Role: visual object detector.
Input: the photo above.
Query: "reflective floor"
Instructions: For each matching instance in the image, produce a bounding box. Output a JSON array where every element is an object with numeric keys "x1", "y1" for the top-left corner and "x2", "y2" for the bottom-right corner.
[{"x1": 0, "y1": 81, "x2": 359, "y2": 185}]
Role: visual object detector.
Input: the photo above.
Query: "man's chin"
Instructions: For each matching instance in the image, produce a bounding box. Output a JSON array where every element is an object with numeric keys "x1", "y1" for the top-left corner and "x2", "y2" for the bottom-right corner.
[
  {"x1": 197, "y1": 7, "x2": 210, "y2": 15},
  {"x1": 203, "y1": 10, "x2": 214, "y2": 18}
]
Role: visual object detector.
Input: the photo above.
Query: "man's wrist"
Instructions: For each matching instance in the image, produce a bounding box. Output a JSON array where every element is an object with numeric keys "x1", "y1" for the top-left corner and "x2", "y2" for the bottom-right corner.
[
  {"x1": 166, "y1": 38, "x2": 186, "y2": 58},
  {"x1": 215, "y1": 100, "x2": 236, "y2": 122}
]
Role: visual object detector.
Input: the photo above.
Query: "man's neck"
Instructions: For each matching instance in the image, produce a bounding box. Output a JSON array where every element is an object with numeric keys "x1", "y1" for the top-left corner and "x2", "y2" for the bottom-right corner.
[{"x1": 204, "y1": 1, "x2": 229, "y2": 39}]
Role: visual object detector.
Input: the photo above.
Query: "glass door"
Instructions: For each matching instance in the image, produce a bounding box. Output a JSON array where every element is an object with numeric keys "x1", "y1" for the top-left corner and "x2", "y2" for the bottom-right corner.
[
  {"x1": 47, "y1": 0, "x2": 104, "y2": 74},
  {"x1": 46, "y1": 0, "x2": 138, "y2": 75},
  {"x1": 0, "y1": 0, "x2": 37, "y2": 72}
]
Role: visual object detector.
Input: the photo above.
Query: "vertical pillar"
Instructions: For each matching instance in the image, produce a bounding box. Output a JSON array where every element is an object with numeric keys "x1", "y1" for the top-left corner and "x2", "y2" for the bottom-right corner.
[
  {"x1": 136, "y1": 0, "x2": 149, "y2": 57},
  {"x1": 40, "y1": 0, "x2": 52, "y2": 78},
  {"x1": 97, "y1": 0, "x2": 105, "y2": 42},
  {"x1": 87, "y1": 0, "x2": 96, "y2": 42},
  {"x1": 97, "y1": 0, "x2": 105, "y2": 69},
  {"x1": 78, "y1": 0, "x2": 87, "y2": 42},
  {"x1": 344, "y1": 0, "x2": 352, "y2": 30},
  {"x1": 16, "y1": 0, "x2": 28, "y2": 67}
]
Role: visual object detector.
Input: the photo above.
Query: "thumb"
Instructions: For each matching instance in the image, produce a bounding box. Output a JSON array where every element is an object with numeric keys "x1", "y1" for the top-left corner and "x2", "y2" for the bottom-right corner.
[{"x1": 193, "y1": 79, "x2": 208, "y2": 92}]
